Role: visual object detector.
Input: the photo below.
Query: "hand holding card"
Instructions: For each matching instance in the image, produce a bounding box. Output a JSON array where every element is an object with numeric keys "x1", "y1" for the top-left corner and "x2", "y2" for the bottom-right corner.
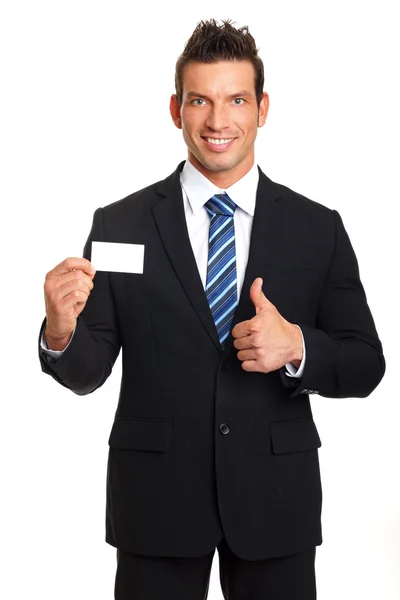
[{"x1": 43, "y1": 257, "x2": 96, "y2": 350}]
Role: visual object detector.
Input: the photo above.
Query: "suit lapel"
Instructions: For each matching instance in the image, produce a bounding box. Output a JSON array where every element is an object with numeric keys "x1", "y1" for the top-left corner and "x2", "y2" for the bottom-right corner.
[{"x1": 152, "y1": 161, "x2": 222, "y2": 351}]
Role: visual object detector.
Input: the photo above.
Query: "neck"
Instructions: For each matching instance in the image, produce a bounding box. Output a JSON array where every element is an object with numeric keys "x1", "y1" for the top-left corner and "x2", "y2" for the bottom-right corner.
[{"x1": 188, "y1": 154, "x2": 254, "y2": 189}]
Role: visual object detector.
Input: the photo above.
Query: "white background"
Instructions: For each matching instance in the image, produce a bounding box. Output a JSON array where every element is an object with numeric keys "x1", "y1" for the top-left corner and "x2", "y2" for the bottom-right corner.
[{"x1": 1, "y1": 0, "x2": 398, "y2": 598}]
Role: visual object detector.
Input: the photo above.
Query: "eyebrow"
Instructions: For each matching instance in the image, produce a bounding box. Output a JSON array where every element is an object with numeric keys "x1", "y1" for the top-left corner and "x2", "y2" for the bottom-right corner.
[{"x1": 186, "y1": 90, "x2": 254, "y2": 100}]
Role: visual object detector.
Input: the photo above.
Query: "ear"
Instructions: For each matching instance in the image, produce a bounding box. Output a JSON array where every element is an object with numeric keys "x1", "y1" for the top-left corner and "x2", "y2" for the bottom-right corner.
[
  {"x1": 257, "y1": 92, "x2": 269, "y2": 128},
  {"x1": 170, "y1": 94, "x2": 182, "y2": 129}
]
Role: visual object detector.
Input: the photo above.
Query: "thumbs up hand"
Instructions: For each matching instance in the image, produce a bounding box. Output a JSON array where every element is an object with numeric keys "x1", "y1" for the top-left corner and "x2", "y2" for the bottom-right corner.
[{"x1": 231, "y1": 277, "x2": 303, "y2": 373}]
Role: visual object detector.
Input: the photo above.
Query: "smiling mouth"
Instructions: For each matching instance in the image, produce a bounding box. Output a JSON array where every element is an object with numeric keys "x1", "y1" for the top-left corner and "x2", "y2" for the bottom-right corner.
[{"x1": 202, "y1": 136, "x2": 236, "y2": 145}]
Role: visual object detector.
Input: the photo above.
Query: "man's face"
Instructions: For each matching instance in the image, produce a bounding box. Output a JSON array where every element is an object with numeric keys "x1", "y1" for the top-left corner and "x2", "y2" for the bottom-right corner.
[{"x1": 170, "y1": 60, "x2": 269, "y2": 182}]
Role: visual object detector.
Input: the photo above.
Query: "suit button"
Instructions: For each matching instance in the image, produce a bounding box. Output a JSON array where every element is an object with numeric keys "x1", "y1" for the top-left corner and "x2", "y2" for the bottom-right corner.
[{"x1": 219, "y1": 423, "x2": 230, "y2": 435}]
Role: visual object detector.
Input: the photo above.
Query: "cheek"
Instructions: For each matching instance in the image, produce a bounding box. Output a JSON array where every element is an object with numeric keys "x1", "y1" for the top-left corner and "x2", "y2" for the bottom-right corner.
[
  {"x1": 241, "y1": 124, "x2": 258, "y2": 146},
  {"x1": 181, "y1": 118, "x2": 196, "y2": 138},
  {"x1": 181, "y1": 110, "x2": 196, "y2": 128},
  {"x1": 182, "y1": 108, "x2": 207, "y2": 130},
  {"x1": 239, "y1": 113, "x2": 259, "y2": 136},
  {"x1": 181, "y1": 126, "x2": 195, "y2": 146}
]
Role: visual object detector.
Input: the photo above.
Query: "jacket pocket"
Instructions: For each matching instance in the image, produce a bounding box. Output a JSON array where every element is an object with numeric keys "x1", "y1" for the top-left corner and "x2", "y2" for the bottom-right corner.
[
  {"x1": 270, "y1": 419, "x2": 321, "y2": 454},
  {"x1": 108, "y1": 417, "x2": 172, "y2": 452}
]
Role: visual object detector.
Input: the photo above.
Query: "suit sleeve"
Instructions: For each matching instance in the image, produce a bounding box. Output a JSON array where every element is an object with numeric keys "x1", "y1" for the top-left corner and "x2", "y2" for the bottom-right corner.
[
  {"x1": 39, "y1": 208, "x2": 121, "y2": 395},
  {"x1": 280, "y1": 209, "x2": 385, "y2": 398}
]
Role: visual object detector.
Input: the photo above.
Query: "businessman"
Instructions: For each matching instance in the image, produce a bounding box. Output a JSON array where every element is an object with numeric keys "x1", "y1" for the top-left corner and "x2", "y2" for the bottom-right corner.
[{"x1": 39, "y1": 18, "x2": 385, "y2": 600}]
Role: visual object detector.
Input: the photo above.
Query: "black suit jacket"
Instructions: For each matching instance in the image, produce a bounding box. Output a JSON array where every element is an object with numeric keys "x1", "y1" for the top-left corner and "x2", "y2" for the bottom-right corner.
[{"x1": 39, "y1": 161, "x2": 385, "y2": 560}]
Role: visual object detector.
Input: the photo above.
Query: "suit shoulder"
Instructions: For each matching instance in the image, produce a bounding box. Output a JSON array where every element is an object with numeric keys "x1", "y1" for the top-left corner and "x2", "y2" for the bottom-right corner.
[
  {"x1": 97, "y1": 162, "x2": 184, "y2": 218},
  {"x1": 100, "y1": 177, "x2": 165, "y2": 218},
  {"x1": 259, "y1": 173, "x2": 339, "y2": 240},
  {"x1": 273, "y1": 180, "x2": 334, "y2": 217}
]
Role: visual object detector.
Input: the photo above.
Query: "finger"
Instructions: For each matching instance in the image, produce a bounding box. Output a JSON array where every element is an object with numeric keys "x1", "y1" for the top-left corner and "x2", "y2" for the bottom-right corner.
[
  {"x1": 46, "y1": 288, "x2": 90, "y2": 317},
  {"x1": 231, "y1": 319, "x2": 252, "y2": 339},
  {"x1": 57, "y1": 269, "x2": 95, "y2": 290},
  {"x1": 250, "y1": 278, "x2": 276, "y2": 315},
  {"x1": 249, "y1": 278, "x2": 263, "y2": 314},
  {"x1": 57, "y1": 278, "x2": 93, "y2": 299},
  {"x1": 45, "y1": 280, "x2": 90, "y2": 313},
  {"x1": 241, "y1": 360, "x2": 263, "y2": 372},
  {"x1": 60, "y1": 289, "x2": 90, "y2": 311},
  {"x1": 46, "y1": 270, "x2": 94, "y2": 294},
  {"x1": 237, "y1": 349, "x2": 259, "y2": 361},
  {"x1": 49, "y1": 257, "x2": 95, "y2": 278},
  {"x1": 233, "y1": 336, "x2": 254, "y2": 350}
]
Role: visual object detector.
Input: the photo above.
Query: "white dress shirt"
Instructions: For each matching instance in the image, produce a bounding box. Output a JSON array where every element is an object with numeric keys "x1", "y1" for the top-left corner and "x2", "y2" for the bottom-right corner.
[{"x1": 41, "y1": 159, "x2": 305, "y2": 377}]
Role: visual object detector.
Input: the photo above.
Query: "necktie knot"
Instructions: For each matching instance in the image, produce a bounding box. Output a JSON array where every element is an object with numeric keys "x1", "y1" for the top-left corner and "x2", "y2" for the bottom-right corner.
[{"x1": 205, "y1": 193, "x2": 236, "y2": 218}]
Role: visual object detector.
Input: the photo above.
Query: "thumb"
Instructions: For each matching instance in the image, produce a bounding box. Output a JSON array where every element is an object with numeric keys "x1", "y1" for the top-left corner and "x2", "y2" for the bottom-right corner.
[{"x1": 250, "y1": 277, "x2": 270, "y2": 315}]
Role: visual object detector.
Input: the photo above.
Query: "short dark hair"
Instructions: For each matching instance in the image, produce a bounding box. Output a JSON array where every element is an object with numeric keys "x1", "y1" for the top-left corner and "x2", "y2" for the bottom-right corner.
[{"x1": 174, "y1": 18, "x2": 265, "y2": 107}]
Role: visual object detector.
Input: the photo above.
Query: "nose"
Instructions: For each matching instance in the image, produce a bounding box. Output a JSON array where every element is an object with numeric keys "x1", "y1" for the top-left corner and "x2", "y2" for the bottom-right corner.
[{"x1": 205, "y1": 103, "x2": 230, "y2": 132}]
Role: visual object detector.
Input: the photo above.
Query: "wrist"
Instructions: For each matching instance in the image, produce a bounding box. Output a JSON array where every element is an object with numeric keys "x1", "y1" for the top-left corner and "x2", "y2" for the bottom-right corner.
[
  {"x1": 44, "y1": 329, "x2": 73, "y2": 351},
  {"x1": 287, "y1": 324, "x2": 303, "y2": 366}
]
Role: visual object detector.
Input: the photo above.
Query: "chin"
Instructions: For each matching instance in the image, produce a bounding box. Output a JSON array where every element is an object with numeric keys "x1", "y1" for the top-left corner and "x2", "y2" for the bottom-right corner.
[{"x1": 196, "y1": 154, "x2": 238, "y2": 173}]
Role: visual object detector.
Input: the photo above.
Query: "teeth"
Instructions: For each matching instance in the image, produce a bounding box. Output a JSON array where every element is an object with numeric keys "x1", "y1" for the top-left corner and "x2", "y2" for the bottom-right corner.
[{"x1": 205, "y1": 137, "x2": 233, "y2": 145}]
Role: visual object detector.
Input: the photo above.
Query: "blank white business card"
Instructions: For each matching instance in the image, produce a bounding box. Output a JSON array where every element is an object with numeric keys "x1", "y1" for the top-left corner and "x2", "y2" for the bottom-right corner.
[{"x1": 91, "y1": 241, "x2": 144, "y2": 274}]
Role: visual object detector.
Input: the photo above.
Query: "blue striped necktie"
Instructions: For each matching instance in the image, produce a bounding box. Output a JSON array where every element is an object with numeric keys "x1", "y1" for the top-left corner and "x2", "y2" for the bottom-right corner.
[{"x1": 204, "y1": 192, "x2": 238, "y2": 346}]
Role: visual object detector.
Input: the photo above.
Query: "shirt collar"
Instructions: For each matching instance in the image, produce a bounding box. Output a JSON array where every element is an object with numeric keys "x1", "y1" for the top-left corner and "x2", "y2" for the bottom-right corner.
[{"x1": 180, "y1": 159, "x2": 259, "y2": 217}]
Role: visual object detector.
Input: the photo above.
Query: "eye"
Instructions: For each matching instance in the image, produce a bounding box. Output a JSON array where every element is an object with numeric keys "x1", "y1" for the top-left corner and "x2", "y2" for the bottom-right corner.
[
  {"x1": 191, "y1": 99, "x2": 207, "y2": 106},
  {"x1": 233, "y1": 98, "x2": 245, "y2": 105}
]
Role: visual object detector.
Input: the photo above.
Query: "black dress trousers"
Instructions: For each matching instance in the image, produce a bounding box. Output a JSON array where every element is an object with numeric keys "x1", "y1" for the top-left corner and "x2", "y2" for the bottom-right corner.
[{"x1": 114, "y1": 538, "x2": 316, "y2": 600}]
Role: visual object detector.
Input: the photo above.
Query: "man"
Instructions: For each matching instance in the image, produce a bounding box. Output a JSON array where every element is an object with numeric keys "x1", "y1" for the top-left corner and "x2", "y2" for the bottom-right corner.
[{"x1": 39, "y1": 18, "x2": 385, "y2": 600}]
